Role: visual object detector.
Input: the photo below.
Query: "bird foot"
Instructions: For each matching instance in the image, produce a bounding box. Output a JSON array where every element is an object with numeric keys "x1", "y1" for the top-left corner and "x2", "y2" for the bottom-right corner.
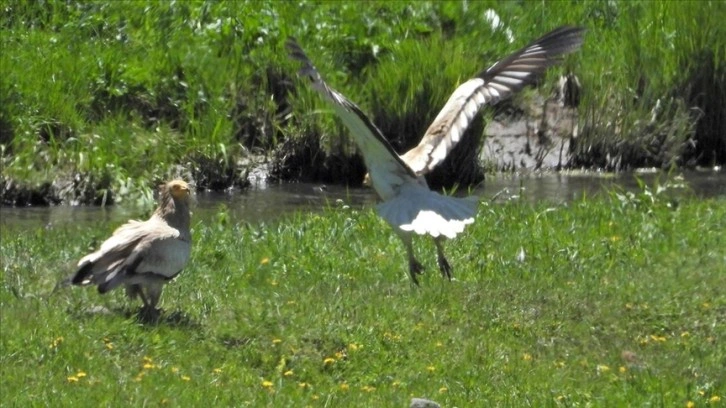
[
  {"x1": 408, "y1": 259, "x2": 425, "y2": 286},
  {"x1": 137, "y1": 306, "x2": 162, "y2": 323},
  {"x1": 437, "y1": 255, "x2": 452, "y2": 281}
]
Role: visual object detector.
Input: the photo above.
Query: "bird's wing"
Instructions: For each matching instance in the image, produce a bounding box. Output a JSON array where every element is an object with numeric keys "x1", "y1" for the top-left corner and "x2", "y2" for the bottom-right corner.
[
  {"x1": 73, "y1": 220, "x2": 147, "y2": 284},
  {"x1": 131, "y1": 223, "x2": 191, "y2": 280},
  {"x1": 286, "y1": 38, "x2": 422, "y2": 199},
  {"x1": 73, "y1": 217, "x2": 186, "y2": 288},
  {"x1": 401, "y1": 26, "x2": 585, "y2": 175},
  {"x1": 96, "y1": 219, "x2": 188, "y2": 293}
]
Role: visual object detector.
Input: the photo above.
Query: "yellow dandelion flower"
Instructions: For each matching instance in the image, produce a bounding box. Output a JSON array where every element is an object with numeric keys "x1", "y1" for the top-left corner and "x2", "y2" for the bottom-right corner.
[
  {"x1": 143, "y1": 363, "x2": 156, "y2": 370},
  {"x1": 427, "y1": 366, "x2": 436, "y2": 372},
  {"x1": 686, "y1": 401, "x2": 695, "y2": 408},
  {"x1": 650, "y1": 334, "x2": 667, "y2": 342},
  {"x1": 323, "y1": 357, "x2": 335, "y2": 365},
  {"x1": 439, "y1": 387, "x2": 448, "y2": 393},
  {"x1": 348, "y1": 343, "x2": 360, "y2": 351},
  {"x1": 213, "y1": 368, "x2": 222, "y2": 374},
  {"x1": 272, "y1": 338, "x2": 282, "y2": 345},
  {"x1": 283, "y1": 370, "x2": 293, "y2": 377},
  {"x1": 181, "y1": 375, "x2": 191, "y2": 382},
  {"x1": 522, "y1": 353, "x2": 533, "y2": 361},
  {"x1": 262, "y1": 380, "x2": 274, "y2": 388},
  {"x1": 339, "y1": 383, "x2": 349, "y2": 391},
  {"x1": 436, "y1": 342, "x2": 443, "y2": 348},
  {"x1": 700, "y1": 390, "x2": 707, "y2": 396},
  {"x1": 50, "y1": 337, "x2": 64, "y2": 348},
  {"x1": 597, "y1": 365, "x2": 610, "y2": 373},
  {"x1": 335, "y1": 351, "x2": 345, "y2": 360},
  {"x1": 171, "y1": 367, "x2": 179, "y2": 373},
  {"x1": 67, "y1": 376, "x2": 79, "y2": 383},
  {"x1": 619, "y1": 366, "x2": 627, "y2": 373},
  {"x1": 105, "y1": 343, "x2": 114, "y2": 350},
  {"x1": 298, "y1": 382, "x2": 309, "y2": 388},
  {"x1": 260, "y1": 257, "x2": 270, "y2": 265},
  {"x1": 681, "y1": 331, "x2": 690, "y2": 338},
  {"x1": 556, "y1": 395, "x2": 565, "y2": 401},
  {"x1": 392, "y1": 381, "x2": 401, "y2": 387},
  {"x1": 710, "y1": 396, "x2": 721, "y2": 403},
  {"x1": 361, "y1": 385, "x2": 375, "y2": 392},
  {"x1": 143, "y1": 356, "x2": 153, "y2": 362},
  {"x1": 76, "y1": 371, "x2": 87, "y2": 378},
  {"x1": 625, "y1": 303, "x2": 634, "y2": 310},
  {"x1": 610, "y1": 235, "x2": 620, "y2": 242}
]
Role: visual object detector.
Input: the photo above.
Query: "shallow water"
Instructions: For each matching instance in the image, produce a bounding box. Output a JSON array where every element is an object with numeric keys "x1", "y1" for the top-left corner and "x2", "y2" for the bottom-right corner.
[{"x1": 1, "y1": 170, "x2": 724, "y2": 229}]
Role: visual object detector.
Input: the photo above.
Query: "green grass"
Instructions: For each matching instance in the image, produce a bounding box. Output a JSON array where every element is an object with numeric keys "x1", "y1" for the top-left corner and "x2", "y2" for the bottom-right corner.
[
  {"x1": 2, "y1": 184, "x2": 724, "y2": 406},
  {"x1": 2, "y1": 1, "x2": 725, "y2": 203}
]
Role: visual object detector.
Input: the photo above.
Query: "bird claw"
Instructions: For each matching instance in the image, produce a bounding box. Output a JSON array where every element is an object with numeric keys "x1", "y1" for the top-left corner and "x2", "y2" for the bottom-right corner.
[
  {"x1": 438, "y1": 256, "x2": 452, "y2": 281},
  {"x1": 409, "y1": 259, "x2": 424, "y2": 286},
  {"x1": 138, "y1": 306, "x2": 162, "y2": 323}
]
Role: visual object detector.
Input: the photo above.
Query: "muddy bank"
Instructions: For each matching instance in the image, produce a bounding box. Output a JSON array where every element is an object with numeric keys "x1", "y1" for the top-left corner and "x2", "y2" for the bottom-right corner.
[
  {"x1": 0, "y1": 93, "x2": 713, "y2": 207},
  {"x1": 3, "y1": 79, "x2": 723, "y2": 207}
]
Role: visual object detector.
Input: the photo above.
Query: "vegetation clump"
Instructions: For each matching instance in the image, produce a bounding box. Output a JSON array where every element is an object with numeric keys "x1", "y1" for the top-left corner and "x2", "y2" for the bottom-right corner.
[{"x1": 1, "y1": 1, "x2": 724, "y2": 204}]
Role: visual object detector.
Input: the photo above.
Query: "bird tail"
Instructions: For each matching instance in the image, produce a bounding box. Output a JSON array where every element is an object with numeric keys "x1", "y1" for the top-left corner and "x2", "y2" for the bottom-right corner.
[{"x1": 377, "y1": 189, "x2": 478, "y2": 239}]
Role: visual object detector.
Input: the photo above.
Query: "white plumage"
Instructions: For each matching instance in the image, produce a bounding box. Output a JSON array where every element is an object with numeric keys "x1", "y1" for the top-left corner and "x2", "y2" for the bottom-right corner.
[{"x1": 286, "y1": 26, "x2": 584, "y2": 284}]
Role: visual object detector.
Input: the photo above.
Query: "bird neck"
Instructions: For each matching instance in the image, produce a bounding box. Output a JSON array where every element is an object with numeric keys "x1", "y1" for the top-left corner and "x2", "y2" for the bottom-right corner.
[{"x1": 155, "y1": 196, "x2": 191, "y2": 231}]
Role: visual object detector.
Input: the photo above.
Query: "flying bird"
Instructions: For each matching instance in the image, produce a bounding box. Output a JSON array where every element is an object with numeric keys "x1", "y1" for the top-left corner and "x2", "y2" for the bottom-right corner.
[
  {"x1": 286, "y1": 26, "x2": 584, "y2": 284},
  {"x1": 68, "y1": 179, "x2": 192, "y2": 317}
]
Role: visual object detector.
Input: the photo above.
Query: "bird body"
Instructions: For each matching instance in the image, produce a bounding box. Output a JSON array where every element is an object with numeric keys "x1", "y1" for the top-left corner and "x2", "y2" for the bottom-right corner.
[
  {"x1": 70, "y1": 180, "x2": 192, "y2": 313},
  {"x1": 287, "y1": 26, "x2": 584, "y2": 284}
]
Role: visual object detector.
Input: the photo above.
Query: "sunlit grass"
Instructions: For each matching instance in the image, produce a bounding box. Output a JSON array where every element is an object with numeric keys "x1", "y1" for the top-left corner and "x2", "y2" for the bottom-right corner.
[
  {"x1": 2, "y1": 1, "x2": 724, "y2": 203},
  {"x1": 2, "y1": 184, "x2": 724, "y2": 405}
]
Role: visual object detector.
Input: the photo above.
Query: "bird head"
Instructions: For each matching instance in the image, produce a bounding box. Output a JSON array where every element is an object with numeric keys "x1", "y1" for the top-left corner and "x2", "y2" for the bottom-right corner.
[{"x1": 166, "y1": 180, "x2": 191, "y2": 201}]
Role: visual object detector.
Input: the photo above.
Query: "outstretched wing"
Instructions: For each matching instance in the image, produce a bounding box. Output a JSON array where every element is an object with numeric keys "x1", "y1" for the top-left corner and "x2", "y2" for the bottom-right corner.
[
  {"x1": 401, "y1": 26, "x2": 585, "y2": 175},
  {"x1": 286, "y1": 38, "x2": 422, "y2": 200}
]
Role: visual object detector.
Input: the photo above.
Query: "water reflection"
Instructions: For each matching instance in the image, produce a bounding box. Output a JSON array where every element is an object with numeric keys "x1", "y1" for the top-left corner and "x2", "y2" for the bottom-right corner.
[{"x1": 1, "y1": 170, "x2": 724, "y2": 229}]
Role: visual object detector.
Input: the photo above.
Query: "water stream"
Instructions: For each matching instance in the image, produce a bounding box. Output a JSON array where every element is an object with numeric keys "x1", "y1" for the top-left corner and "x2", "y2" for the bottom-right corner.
[{"x1": 1, "y1": 170, "x2": 724, "y2": 230}]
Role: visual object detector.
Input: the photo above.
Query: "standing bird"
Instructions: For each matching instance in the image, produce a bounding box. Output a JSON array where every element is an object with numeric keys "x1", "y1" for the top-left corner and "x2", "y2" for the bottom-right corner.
[
  {"x1": 69, "y1": 179, "x2": 192, "y2": 317},
  {"x1": 286, "y1": 26, "x2": 584, "y2": 284}
]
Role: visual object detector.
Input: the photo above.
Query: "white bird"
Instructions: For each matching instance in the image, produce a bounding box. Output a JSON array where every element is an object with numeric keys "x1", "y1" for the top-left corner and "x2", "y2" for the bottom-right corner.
[
  {"x1": 287, "y1": 26, "x2": 584, "y2": 284},
  {"x1": 69, "y1": 179, "x2": 192, "y2": 316}
]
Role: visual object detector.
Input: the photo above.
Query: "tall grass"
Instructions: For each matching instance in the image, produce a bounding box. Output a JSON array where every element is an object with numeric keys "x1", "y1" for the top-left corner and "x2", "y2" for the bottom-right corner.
[{"x1": 1, "y1": 1, "x2": 724, "y2": 204}]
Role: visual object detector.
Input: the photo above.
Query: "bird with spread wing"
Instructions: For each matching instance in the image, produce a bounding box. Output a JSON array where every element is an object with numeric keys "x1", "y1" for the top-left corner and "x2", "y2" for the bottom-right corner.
[
  {"x1": 286, "y1": 26, "x2": 584, "y2": 284},
  {"x1": 67, "y1": 180, "x2": 192, "y2": 317}
]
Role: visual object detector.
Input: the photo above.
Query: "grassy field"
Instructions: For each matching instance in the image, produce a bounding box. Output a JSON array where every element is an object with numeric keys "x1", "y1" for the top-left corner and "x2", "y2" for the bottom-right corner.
[
  {"x1": 2, "y1": 183, "x2": 724, "y2": 406},
  {"x1": 2, "y1": 1, "x2": 725, "y2": 204}
]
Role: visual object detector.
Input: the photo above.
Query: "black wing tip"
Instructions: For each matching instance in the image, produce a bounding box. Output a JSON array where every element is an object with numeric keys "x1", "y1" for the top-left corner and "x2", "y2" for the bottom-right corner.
[
  {"x1": 70, "y1": 262, "x2": 93, "y2": 285},
  {"x1": 532, "y1": 25, "x2": 586, "y2": 53},
  {"x1": 479, "y1": 25, "x2": 585, "y2": 80},
  {"x1": 285, "y1": 37, "x2": 307, "y2": 61}
]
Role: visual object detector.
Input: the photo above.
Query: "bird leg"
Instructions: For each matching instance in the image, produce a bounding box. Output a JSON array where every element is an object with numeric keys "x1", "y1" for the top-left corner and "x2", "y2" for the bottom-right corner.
[
  {"x1": 402, "y1": 235, "x2": 424, "y2": 285},
  {"x1": 434, "y1": 237, "x2": 452, "y2": 280}
]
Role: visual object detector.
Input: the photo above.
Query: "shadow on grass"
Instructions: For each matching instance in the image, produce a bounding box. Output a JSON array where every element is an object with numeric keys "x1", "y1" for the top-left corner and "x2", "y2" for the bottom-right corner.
[{"x1": 67, "y1": 304, "x2": 203, "y2": 329}]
